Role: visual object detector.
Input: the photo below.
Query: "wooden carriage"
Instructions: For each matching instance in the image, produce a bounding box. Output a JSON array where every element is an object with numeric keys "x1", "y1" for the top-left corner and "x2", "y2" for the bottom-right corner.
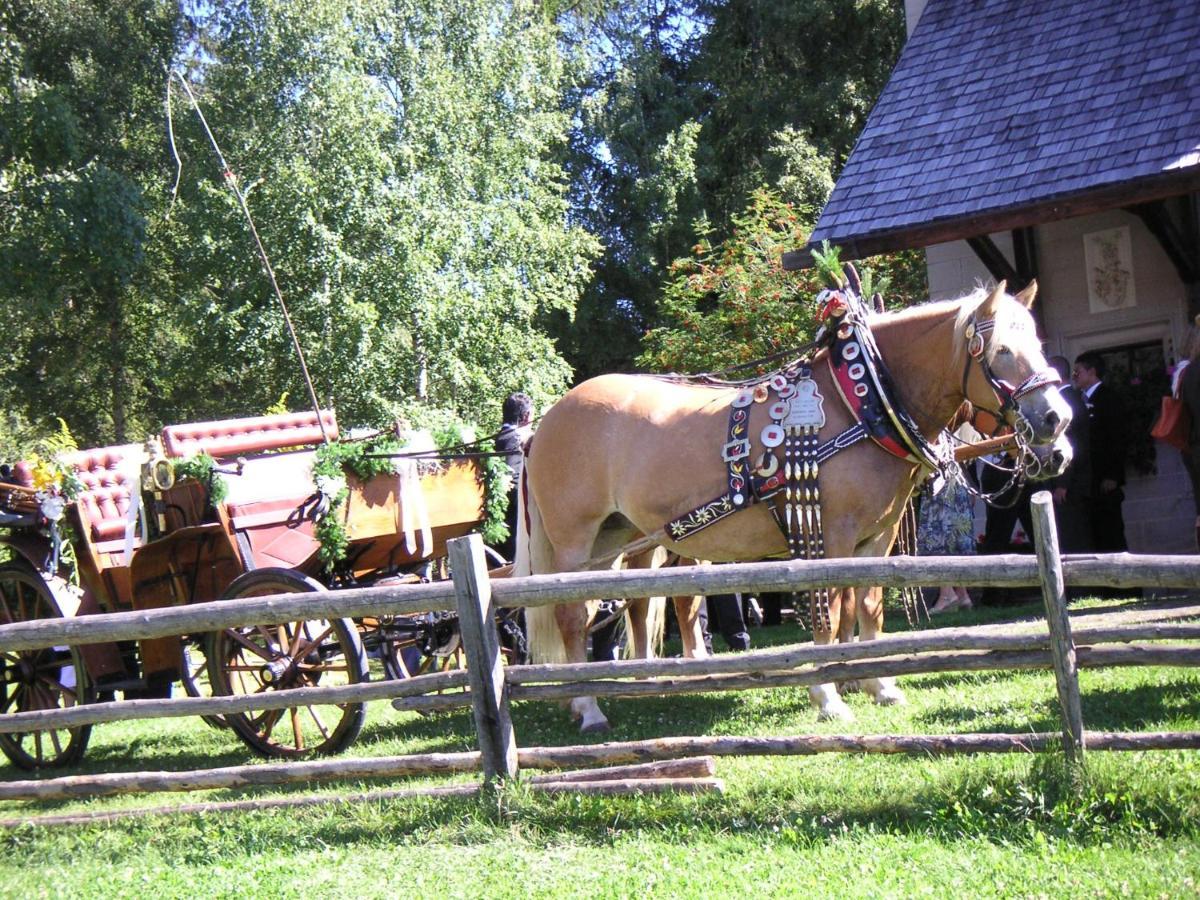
[{"x1": 0, "y1": 409, "x2": 492, "y2": 769}]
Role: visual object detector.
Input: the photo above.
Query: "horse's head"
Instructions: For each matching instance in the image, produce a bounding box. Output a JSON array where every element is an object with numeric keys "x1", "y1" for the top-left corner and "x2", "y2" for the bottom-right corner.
[{"x1": 959, "y1": 281, "x2": 1070, "y2": 445}]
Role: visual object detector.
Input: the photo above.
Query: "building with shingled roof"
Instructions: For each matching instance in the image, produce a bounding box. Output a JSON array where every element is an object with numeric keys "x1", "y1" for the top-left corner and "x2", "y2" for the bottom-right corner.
[{"x1": 789, "y1": 0, "x2": 1200, "y2": 553}]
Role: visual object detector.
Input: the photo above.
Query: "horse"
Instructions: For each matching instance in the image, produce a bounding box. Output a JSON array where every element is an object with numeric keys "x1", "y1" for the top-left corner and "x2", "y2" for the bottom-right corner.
[{"x1": 515, "y1": 281, "x2": 1072, "y2": 732}]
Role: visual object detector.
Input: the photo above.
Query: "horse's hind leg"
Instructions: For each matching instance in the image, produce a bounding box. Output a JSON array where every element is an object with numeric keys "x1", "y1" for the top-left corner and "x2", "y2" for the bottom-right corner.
[
  {"x1": 673, "y1": 594, "x2": 707, "y2": 659},
  {"x1": 561, "y1": 525, "x2": 640, "y2": 733},
  {"x1": 621, "y1": 546, "x2": 667, "y2": 661}
]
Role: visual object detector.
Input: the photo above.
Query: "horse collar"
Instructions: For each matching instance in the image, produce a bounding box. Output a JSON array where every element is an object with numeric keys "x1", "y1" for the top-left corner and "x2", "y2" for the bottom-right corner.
[{"x1": 826, "y1": 307, "x2": 946, "y2": 470}]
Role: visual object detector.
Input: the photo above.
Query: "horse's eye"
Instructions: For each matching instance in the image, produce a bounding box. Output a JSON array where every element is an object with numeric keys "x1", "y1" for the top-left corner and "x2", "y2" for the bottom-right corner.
[{"x1": 996, "y1": 345, "x2": 1013, "y2": 357}]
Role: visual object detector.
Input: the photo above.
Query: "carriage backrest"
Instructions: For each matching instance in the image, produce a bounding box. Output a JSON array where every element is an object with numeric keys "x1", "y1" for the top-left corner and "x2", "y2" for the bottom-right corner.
[
  {"x1": 63, "y1": 444, "x2": 145, "y2": 549},
  {"x1": 159, "y1": 410, "x2": 338, "y2": 571},
  {"x1": 160, "y1": 409, "x2": 338, "y2": 461}
]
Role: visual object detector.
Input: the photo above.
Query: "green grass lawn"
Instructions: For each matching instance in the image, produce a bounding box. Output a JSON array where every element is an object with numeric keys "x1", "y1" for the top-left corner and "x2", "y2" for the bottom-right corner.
[{"x1": 2, "y1": 595, "x2": 1199, "y2": 898}]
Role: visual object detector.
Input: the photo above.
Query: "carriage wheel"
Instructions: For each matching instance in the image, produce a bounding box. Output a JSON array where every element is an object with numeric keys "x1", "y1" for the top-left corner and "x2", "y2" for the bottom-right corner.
[
  {"x1": 179, "y1": 639, "x2": 227, "y2": 729},
  {"x1": 376, "y1": 612, "x2": 463, "y2": 680},
  {"x1": 0, "y1": 563, "x2": 94, "y2": 770},
  {"x1": 206, "y1": 569, "x2": 367, "y2": 758}
]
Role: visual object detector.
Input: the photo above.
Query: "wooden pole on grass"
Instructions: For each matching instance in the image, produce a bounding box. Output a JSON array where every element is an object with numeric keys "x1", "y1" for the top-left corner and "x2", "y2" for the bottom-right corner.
[
  {"x1": 448, "y1": 533, "x2": 517, "y2": 782},
  {"x1": 1030, "y1": 490, "x2": 1085, "y2": 765}
]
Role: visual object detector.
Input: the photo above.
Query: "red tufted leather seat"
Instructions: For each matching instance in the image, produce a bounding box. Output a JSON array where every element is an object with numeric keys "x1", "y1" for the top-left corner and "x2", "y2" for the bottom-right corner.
[
  {"x1": 161, "y1": 410, "x2": 338, "y2": 461},
  {"x1": 62, "y1": 444, "x2": 144, "y2": 551}
]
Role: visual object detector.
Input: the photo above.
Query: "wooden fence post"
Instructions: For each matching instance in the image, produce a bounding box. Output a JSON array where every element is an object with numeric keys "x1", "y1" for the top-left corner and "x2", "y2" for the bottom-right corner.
[
  {"x1": 448, "y1": 533, "x2": 518, "y2": 782},
  {"x1": 1029, "y1": 490, "x2": 1085, "y2": 765}
]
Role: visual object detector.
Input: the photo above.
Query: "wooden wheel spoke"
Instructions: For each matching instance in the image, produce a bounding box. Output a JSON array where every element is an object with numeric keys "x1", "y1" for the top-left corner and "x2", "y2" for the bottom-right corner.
[
  {"x1": 305, "y1": 705, "x2": 332, "y2": 740},
  {"x1": 10, "y1": 682, "x2": 30, "y2": 711},
  {"x1": 291, "y1": 623, "x2": 335, "y2": 662},
  {"x1": 35, "y1": 671, "x2": 76, "y2": 704},
  {"x1": 226, "y1": 628, "x2": 277, "y2": 661},
  {"x1": 48, "y1": 727, "x2": 64, "y2": 756},
  {"x1": 256, "y1": 706, "x2": 285, "y2": 737},
  {"x1": 289, "y1": 707, "x2": 304, "y2": 750}
]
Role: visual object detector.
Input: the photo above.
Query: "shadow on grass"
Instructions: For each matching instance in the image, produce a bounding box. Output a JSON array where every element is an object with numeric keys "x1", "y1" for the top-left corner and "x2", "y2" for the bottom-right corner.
[{"x1": 1078, "y1": 678, "x2": 1200, "y2": 730}]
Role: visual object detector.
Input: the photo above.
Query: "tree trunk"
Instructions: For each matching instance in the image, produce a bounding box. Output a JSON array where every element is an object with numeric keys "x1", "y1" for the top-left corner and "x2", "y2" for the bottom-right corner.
[{"x1": 107, "y1": 295, "x2": 129, "y2": 443}]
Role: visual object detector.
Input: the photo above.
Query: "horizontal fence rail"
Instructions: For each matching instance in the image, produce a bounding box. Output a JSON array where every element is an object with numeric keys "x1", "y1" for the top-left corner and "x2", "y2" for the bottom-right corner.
[
  {"x1": 3, "y1": 554, "x2": 1200, "y2": 653},
  {"x1": 2, "y1": 492, "x2": 1200, "y2": 825},
  {"x1": 5, "y1": 623, "x2": 1200, "y2": 734}
]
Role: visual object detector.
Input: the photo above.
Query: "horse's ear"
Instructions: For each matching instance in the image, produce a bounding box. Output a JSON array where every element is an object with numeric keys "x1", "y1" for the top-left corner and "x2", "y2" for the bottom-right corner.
[
  {"x1": 977, "y1": 280, "x2": 1007, "y2": 318},
  {"x1": 1014, "y1": 279, "x2": 1038, "y2": 308}
]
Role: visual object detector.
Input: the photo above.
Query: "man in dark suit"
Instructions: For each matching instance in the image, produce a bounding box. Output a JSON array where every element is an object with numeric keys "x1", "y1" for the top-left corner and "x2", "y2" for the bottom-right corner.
[
  {"x1": 493, "y1": 391, "x2": 533, "y2": 564},
  {"x1": 1073, "y1": 351, "x2": 1128, "y2": 554}
]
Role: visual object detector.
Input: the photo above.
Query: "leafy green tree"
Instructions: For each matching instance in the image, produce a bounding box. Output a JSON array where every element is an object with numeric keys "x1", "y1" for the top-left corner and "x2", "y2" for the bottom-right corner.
[
  {"x1": 689, "y1": 0, "x2": 905, "y2": 226},
  {"x1": 167, "y1": 0, "x2": 596, "y2": 430},
  {"x1": 552, "y1": 0, "x2": 705, "y2": 380},
  {"x1": 0, "y1": 1, "x2": 182, "y2": 445},
  {"x1": 640, "y1": 187, "x2": 926, "y2": 375}
]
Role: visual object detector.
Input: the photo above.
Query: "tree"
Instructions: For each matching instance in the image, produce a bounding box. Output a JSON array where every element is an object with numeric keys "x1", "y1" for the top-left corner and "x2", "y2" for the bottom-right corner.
[
  {"x1": 551, "y1": 0, "x2": 706, "y2": 380},
  {"x1": 689, "y1": 0, "x2": 905, "y2": 226},
  {"x1": 0, "y1": 0, "x2": 182, "y2": 445},
  {"x1": 165, "y1": 0, "x2": 597, "y2": 429},
  {"x1": 640, "y1": 187, "x2": 926, "y2": 375}
]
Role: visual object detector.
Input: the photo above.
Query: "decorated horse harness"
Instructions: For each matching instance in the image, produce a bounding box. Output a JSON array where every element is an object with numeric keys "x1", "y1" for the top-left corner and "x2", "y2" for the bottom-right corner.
[{"x1": 665, "y1": 277, "x2": 1060, "y2": 628}]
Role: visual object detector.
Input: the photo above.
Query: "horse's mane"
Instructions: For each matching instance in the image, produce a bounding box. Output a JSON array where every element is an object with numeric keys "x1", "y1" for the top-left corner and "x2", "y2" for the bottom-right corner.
[
  {"x1": 650, "y1": 285, "x2": 1030, "y2": 389},
  {"x1": 867, "y1": 287, "x2": 994, "y2": 374}
]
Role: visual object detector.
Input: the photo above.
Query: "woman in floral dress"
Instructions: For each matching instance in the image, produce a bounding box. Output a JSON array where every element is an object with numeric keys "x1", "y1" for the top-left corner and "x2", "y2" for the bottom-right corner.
[{"x1": 917, "y1": 460, "x2": 977, "y2": 614}]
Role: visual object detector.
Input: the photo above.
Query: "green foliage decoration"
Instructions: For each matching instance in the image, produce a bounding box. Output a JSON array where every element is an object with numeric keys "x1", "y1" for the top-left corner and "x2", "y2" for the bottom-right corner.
[
  {"x1": 432, "y1": 421, "x2": 512, "y2": 548},
  {"x1": 172, "y1": 453, "x2": 228, "y2": 509},
  {"x1": 309, "y1": 420, "x2": 510, "y2": 568}
]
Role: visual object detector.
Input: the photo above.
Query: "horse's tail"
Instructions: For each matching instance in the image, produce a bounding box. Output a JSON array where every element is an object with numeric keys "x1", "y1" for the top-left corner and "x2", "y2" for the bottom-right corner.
[
  {"x1": 519, "y1": 469, "x2": 569, "y2": 664},
  {"x1": 512, "y1": 464, "x2": 532, "y2": 579},
  {"x1": 621, "y1": 595, "x2": 666, "y2": 659}
]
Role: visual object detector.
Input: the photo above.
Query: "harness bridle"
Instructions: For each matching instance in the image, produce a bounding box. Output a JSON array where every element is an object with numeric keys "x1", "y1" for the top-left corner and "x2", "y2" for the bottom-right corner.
[{"x1": 960, "y1": 313, "x2": 1061, "y2": 436}]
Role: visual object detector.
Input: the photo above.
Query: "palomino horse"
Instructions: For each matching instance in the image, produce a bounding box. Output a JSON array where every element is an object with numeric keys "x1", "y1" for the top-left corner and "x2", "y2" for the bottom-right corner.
[{"x1": 516, "y1": 282, "x2": 1072, "y2": 731}]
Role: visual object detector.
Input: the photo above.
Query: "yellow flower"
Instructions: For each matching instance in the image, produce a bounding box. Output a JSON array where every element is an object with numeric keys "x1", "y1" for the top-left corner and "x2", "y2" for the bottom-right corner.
[{"x1": 28, "y1": 455, "x2": 62, "y2": 492}]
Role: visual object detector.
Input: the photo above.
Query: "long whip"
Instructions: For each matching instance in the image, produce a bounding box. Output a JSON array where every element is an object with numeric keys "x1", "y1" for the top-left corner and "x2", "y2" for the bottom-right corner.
[{"x1": 167, "y1": 71, "x2": 330, "y2": 444}]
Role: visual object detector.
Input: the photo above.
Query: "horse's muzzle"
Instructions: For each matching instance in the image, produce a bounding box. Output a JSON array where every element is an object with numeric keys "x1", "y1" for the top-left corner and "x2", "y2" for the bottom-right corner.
[
  {"x1": 1020, "y1": 387, "x2": 1072, "y2": 444},
  {"x1": 1027, "y1": 434, "x2": 1072, "y2": 481}
]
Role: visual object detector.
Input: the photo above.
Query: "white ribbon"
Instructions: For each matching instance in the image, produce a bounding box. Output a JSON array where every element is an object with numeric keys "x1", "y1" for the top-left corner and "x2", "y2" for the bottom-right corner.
[
  {"x1": 122, "y1": 489, "x2": 146, "y2": 567},
  {"x1": 397, "y1": 458, "x2": 432, "y2": 558}
]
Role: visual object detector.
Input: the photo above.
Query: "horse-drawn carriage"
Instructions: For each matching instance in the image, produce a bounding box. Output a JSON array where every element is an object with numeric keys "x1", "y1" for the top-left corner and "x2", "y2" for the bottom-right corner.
[{"x1": 0, "y1": 408, "x2": 508, "y2": 769}]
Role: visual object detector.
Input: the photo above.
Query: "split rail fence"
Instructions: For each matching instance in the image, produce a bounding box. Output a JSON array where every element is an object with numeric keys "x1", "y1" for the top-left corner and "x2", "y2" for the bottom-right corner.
[{"x1": 2, "y1": 492, "x2": 1200, "y2": 826}]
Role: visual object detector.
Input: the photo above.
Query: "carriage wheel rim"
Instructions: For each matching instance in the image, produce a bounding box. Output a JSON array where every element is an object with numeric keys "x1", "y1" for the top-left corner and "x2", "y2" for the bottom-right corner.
[{"x1": 207, "y1": 569, "x2": 366, "y2": 759}]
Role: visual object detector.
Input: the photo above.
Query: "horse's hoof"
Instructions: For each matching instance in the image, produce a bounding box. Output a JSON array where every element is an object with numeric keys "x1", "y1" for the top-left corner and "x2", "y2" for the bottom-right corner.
[
  {"x1": 817, "y1": 701, "x2": 854, "y2": 722},
  {"x1": 580, "y1": 719, "x2": 611, "y2": 734},
  {"x1": 874, "y1": 686, "x2": 907, "y2": 706}
]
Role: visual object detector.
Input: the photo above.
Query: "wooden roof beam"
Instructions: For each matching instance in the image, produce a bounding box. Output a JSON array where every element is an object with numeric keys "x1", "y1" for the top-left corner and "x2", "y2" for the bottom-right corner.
[{"x1": 1127, "y1": 197, "x2": 1200, "y2": 286}]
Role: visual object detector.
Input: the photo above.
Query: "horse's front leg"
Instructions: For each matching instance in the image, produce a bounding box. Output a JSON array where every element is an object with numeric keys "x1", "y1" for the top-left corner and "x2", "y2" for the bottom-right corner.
[
  {"x1": 808, "y1": 587, "x2": 854, "y2": 721},
  {"x1": 855, "y1": 585, "x2": 906, "y2": 707}
]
